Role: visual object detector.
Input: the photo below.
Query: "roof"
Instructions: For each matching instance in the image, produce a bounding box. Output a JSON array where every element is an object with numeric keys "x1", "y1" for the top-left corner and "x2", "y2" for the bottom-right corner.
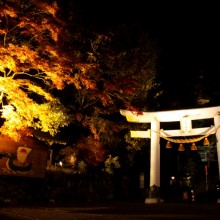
[{"x1": 31, "y1": 129, "x2": 67, "y2": 146}]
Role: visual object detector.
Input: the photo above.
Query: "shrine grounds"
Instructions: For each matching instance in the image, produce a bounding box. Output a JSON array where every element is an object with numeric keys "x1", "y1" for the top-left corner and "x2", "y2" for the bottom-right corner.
[{"x1": 1, "y1": 200, "x2": 220, "y2": 220}]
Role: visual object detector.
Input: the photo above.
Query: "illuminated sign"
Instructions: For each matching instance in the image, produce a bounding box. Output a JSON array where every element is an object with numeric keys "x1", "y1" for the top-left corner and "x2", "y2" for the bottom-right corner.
[{"x1": 0, "y1": 135, "x2": 48, "y2": 178}]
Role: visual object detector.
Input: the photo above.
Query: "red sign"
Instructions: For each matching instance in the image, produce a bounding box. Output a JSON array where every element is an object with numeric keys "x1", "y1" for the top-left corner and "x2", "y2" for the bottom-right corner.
[{"x1": 205, "y1": 165, "x2": 208, "y2": 175}]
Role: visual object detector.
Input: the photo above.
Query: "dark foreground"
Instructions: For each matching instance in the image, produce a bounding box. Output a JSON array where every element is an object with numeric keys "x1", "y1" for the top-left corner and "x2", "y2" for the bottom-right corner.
[{"x1": 1, "y1": 200, "x2": 220, "y2": 220}]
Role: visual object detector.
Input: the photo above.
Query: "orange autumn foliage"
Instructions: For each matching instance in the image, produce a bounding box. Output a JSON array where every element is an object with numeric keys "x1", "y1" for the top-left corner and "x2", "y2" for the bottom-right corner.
[{"x1": 0, "y1": 0, "x2": 96, "y2": 140}]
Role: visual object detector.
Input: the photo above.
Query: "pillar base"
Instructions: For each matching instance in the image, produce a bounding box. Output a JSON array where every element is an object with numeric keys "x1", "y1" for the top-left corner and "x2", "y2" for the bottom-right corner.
[
  {"x1": 145, "y1": 198, "x2": 164, "y2": 204},
  {"x1": 145, "y1": 185, "x2": 164, "y2": 204}
]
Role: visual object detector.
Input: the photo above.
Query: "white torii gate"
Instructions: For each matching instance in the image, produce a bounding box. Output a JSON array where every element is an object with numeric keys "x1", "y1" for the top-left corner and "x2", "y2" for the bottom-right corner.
[{"x1": 120, "y1": 106, "x2": 220, "y2": 204}]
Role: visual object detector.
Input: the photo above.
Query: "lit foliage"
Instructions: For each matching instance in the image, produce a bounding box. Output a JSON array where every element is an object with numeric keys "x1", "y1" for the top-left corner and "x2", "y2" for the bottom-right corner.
[
  {"x1": 59, "y1": 23, "x2": 160, "y2": 168},
  {"x1": 58, "y1": 135, "x2": 106, "y2": 170},
  {"x1": 0, "y1": 1, "x2": 160, "y2": 170},
  {"x1": 76, "y1": 26, "x2": 160, "y2": 137},
  {"x1": 103, "y1": 155, "x2": 120, "y2": 174},
  {"x1": 76, "y1": 135, "x2": 107, "y2": 166},
  {"x1": 0, "y1": 0, "x2": 94, "y2": 141}
]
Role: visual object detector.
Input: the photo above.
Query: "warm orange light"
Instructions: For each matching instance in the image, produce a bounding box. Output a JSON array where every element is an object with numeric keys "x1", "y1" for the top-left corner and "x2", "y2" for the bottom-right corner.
[
  {"x1": 203, "y1": 137, "x2": 210, "y2": 146},
  {"x1": 191, "y1": 143, "x2": 197, "y2": 151},
  {"x1": 165, "y1": 141, "x2": 172, "y2": 149},
  {"x1": 178, "y1": 144, "x2": 185, "y2": 151}
]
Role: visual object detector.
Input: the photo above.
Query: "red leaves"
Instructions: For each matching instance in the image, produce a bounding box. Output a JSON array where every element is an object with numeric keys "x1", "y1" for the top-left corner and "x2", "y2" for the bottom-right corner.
[
  {"x1": 77, "y1": 136, "x2": 107, "y2": 166},
  {"x1": 112, "y1": 125, "x2": 120, "y2": 133},
  {"x1": 80, "y1": 73, "x2": 97, "y2": 90},
  {"x1": 75, "y1": 113, "x2": 83, "y2": 122},
  {"x1": 103, "y1": 77, "x2": 138, "y2": 96},
  {"x1": 124, "y1": 102, "x2": 143, "y2": 116}
]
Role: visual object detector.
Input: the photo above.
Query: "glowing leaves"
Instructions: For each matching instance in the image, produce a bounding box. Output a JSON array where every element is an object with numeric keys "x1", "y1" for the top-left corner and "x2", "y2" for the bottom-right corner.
[
  {"x1": 0, "y1": 5, "x2": 17, "y2": 18},
  {"x1": 88, "y1": 117, "x2": 115, "y2": 143},
  {"x1": 44, "y1": 69, "x2": 66, "y2": 90},
  {"x1": 76, "y1": 136, "x2": 107, "y2": 166},
  {"x1": 42, "y1": 20, "x2": 60, "y2": 42},
  {"x1": 0, "y1": 30, "x2": 6, "y2": 35},
  {"x1": 115, "y1": 77, "x2": 138, "y2": 96},
  {"x1": 3, "y1": 3, "x2": 61, "y2": 141},
  {"x1": 1, "y1": 105, "x2": 18, "y2": 122},
  {"x1": 0, "y1": 54, "x2": 16, "y2": 74},
  {"x1": 0, "y1": 0, "x2": 96, "y2": 95},
  {"x1": 44, "y1": 45, "x2": 58, "y2": 58},
  {"x1": 7, "y1": 44, "x2": 37, "y2": 64},
  {"x1": 75, "y1": 113, "x2": 83, "y2": 122},
  {"x1": 90, "y1": 123, "x2": 99, "y2": 140},
  {"x1": 97, "y1": 93, "x2": 113, "y2": 107},
  {"x1": 37, "y1": 1, "x2": 60, "y2": 20},
  {"x1": 18, "y1": 80, "x2": 54, "y2": 101},
  {"x1": 0, "y1": 1, "x2": 77, "y2": 141},
  {"x1": 0, "y1": 101, "x2": 70, "y2": 141},
  {"x1": 0, "y1": 105, "x2": 30, "y2": 141},
  {"x1": 0, "y1": 76, "x2": 70, "y2": 141},
  {"x1": 33, "y1": 102, "x2": 70, "y2": 136},
  {"x1": 68, "y1": 71, "x2": 98, "y2": 90},
  {"x1": 103, "y1": 155, "x2": 120, "y2": 174},
  {"x1": 1, "y1": 77, "x2": 52, "y2": 104},
  {"x1": 80, "y1": 74, "x2": 97, "y2": 90},
  {"x1": 0, "y1": 45, "x2": 39, "y2": 76}
]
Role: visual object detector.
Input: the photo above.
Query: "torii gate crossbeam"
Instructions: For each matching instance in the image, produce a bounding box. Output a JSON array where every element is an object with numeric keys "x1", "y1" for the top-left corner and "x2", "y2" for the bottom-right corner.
[{"x1": 120, "y1": 106, "x2": 220, "y2": 204}]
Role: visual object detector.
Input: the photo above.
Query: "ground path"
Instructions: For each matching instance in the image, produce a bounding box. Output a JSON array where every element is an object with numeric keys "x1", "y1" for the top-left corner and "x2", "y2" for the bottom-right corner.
[{"x1": 1, "y1": 200, "x2": 220, "y2": 220}]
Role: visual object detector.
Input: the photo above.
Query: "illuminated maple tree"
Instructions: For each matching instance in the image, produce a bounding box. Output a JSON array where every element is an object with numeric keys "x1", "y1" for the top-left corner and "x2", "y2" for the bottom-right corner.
[{"x1": 0, "y1": 0, "x2": 96, "y2": 141}]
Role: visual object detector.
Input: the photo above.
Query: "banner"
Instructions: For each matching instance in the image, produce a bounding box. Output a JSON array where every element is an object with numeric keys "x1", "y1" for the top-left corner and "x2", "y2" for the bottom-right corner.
[{"x1": 0, "y1": 135, "x2": 48, "y2": 178}]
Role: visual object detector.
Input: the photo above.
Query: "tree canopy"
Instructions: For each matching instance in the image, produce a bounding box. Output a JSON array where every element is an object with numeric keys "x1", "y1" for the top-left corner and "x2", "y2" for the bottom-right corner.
[
  {"x1": 0, "y1": 0, "x2": 161, "y2": 172},
  {"x1": 56, "y1": 19, "x2": 161, "y2": 170},
  {"x1": 0, "y1": 0, "x2": 94, "y2": 140}
]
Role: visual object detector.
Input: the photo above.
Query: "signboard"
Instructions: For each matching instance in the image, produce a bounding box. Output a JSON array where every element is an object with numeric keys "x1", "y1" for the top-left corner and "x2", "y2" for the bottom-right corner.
[
  {"x1": 198, "y1": 144, "x2": 217, "y2": 162},
  {"x1": 0, "y1": 135, "x2": 48, "y2": 178},
  {"x1": 199, "y1": 152, "x2": 208, "y2": 162}
]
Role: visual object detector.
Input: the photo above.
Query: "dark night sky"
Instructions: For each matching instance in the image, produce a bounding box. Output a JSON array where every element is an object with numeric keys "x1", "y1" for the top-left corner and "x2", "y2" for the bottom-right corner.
[{"x1": 75, "y1": 1, "x2": 220, "y2": 108}]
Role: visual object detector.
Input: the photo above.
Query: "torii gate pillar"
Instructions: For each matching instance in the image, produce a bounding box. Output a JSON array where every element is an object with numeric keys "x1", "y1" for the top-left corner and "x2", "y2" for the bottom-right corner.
[
  {"x1": 146, "y1": 120, "x2": 163, "y2": 203},
  {"x1": 214, "y1": 115, "x2": 220, "y2": 180},
  {"x1": 214, "y1": 115, "x2": 220, "y2": 203}
]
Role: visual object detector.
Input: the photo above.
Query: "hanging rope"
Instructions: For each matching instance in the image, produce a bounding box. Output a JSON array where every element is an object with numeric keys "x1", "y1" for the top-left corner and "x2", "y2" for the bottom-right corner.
[
  {"x1": 160, "y1": 135, "x2": 206, "y2": 144},
  {"x1": 151, "y1": 125, "x2": 220, "y2": 144}
]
